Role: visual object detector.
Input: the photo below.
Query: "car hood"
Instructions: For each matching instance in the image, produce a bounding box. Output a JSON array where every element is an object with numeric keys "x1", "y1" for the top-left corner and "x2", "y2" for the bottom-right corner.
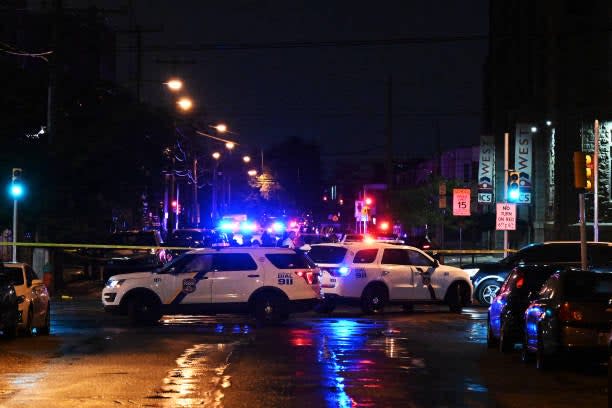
[{"x1": 106, "y1": 271, "x2": 154, "y2": 281}]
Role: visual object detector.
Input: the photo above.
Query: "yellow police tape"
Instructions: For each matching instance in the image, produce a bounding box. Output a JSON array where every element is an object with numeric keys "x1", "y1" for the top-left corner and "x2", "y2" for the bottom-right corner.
[{"x1": 0, "y1": 241, "x2": 516, "y2": 254}]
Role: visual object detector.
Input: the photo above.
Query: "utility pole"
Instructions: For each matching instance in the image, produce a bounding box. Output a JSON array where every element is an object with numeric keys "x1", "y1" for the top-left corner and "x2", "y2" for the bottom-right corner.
[{"x1": 594, "y1": 119, "x2": 599, "y2": 241}]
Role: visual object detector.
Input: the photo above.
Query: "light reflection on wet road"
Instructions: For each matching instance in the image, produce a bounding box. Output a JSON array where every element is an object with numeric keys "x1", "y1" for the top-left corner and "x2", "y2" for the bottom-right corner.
[{"x1": 2, "y1": 302, "x2": 606, "y2": 407}]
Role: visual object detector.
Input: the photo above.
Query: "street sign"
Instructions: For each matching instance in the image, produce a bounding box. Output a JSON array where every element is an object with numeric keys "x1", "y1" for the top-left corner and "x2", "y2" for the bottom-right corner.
[
  {"x1": 478, "y1": 192, "x2": 493, "y2": 203},
  {"x1": 495, "y1": 203, "x2": 516, "y2": 230},
  {"x1": 452, "y1": 189, "x2": 471, "y2": 216}
]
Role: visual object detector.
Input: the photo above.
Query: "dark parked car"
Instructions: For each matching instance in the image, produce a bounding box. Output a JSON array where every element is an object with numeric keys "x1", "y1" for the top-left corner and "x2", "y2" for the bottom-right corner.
[
  {"x1": 522, "y1": 269, "x2": 612, "y2": 369},
  {"x1": 0, "y1": 273, "x2": 19, "y2": 338},
  {"x1": 463, "y1": 241, "x2": 612, "y2": 305},
  {"x1": 487, "y1": 264, "x2": 562, "y2": 352},
  {"x1": 163, "y1": 228, "x2": 229, "y2": 261},
  {"x1": 79, "y1": 230, "x2": 166, "y2": 280}
]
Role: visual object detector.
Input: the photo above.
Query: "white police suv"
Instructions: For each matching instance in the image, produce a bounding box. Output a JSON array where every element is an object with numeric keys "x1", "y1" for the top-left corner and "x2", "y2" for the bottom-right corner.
[
  {"x1": 309, "y1": 242, "x2": 473, "y2": 314},
  {"x1": 102, "y1": 247, "x2": 321, "y2": 325}
]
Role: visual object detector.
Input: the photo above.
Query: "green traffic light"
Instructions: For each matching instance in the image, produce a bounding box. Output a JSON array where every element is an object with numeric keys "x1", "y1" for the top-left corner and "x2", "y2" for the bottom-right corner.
[{"x1": 9, "y1": 183, "x2": 24, "y2": 199}]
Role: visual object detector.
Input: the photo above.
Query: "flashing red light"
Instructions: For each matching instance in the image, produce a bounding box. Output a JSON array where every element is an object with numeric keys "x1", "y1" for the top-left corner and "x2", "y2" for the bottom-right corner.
[
  {"x1": 171, "y1": 200, "x2": 177, "y2": 207},
  {"x1": 289, "y1": 221, "x2": 298, "y2": 228},
  {"x1": 365, "y1": 197, "x2": 372, "y2": 206},
  {"x1": 294, "y1": 270, "x2": 319, "y2": 285},
  {"x1": 379, "y1": 221, "x2": 390, "y2": 231},
  {"x1": 323, "y1": 196, "x2": 328, "y2": 201}
]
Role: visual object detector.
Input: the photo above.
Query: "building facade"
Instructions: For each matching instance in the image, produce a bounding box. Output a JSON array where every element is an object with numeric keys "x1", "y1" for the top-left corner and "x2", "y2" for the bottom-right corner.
[{"x1": 485, "y1": 0, "x2": 612, "y2": 244}]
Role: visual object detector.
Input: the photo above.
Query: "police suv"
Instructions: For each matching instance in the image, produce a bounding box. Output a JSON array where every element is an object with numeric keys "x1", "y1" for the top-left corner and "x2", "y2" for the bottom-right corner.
[
  {"x1": 102, "y1": 247, "x2": 321, "y2": 325},
  {"x1": 309, "y1": 242, "x2": 473, "y2": 314}
]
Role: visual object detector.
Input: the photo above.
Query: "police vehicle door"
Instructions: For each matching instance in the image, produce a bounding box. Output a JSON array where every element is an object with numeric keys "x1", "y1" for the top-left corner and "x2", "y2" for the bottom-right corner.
[
  {"x1": 380, "y1": 248, "x2": 413, "y2": 300},
  {"x1": 407, "y1": 249, "x2": 439, "y2": 300},
  {"x1": 163, "y1": 253, "x2": 213, "y2": 305},
  {"x1": 210, "y1": 253, "x2": 262, "y2": 304}
]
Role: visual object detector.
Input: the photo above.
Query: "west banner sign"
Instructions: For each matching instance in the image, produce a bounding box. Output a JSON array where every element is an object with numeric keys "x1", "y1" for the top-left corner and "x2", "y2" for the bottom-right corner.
[
  {"x1": 453, "y1": 188, "x2": 471, "y2": 216},
  {"x1": 514, "y1": 124, "x2": 533, "y2": 204},
  {"x1": 477, "y1": 135, "x2": 495, "y2": 203}
]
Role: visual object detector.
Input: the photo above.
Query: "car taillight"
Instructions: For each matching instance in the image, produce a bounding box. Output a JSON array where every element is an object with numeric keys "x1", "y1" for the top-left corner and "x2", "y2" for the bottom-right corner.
[
  {"x1": 515, "y1": 271, "x2": 525, "y2": 289},
  {"x1": 558, "y1": 302, "x2": 583, "y2": 322},
  {"x1": 295, "y1": 270, "x2": 319, "y2": 285},
  {"x1": 325, "y1": 266, "x2": 351, "y2": 277}
]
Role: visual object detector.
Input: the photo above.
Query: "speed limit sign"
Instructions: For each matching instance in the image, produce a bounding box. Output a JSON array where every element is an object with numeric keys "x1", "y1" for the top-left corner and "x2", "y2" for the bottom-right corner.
[{"x1": 452, "y1": 188, "x2": 471, "y2": 216}]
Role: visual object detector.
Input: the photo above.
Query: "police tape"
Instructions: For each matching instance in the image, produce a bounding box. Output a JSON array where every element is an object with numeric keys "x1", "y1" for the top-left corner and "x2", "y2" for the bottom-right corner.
[
  {"x1": 0, "y1": 241, "x2": 517, "y2": 254},
  {"x1": 0, "y1": 242, "x2": 193, "y2": 251}
]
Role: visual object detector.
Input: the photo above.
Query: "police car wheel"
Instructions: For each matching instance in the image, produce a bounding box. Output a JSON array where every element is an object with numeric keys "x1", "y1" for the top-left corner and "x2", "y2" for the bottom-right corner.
[
  {"x1": 127, "y1": 296, "x2": 161, "y2": 326},
  {"x1": 447, "y1": 282, "x2": 468, "y2": 313},
  {"x1": 361, "y1": 285, "x2": 387, "y2": 315},
  {"x1": 254, "y1": 293, "x2": 287, "y2": 324}
]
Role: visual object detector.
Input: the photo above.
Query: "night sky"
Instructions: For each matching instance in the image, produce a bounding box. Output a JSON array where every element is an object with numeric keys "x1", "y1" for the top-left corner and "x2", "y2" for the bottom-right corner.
[{"x1": 62, "y1": 0, "x2": 489, "y2": 161}]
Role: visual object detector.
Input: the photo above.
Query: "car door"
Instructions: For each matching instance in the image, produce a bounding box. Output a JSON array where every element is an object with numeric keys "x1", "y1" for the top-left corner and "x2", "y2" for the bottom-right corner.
[
  {"x1": 380, "y1": 248, "x2": 413, "y2": 300},
  {"x1": 160, "y1": 253, "x2": 213, "y2": 305},
  {"x1": 407, "y1": 249, "x2": 440, "y2": 300},
  {"x1": 523, "y1": 277, "x2": 556, "y2": 351},
  {"x1": 210, "y1": 253, "x2": 262, "y2": 304}
]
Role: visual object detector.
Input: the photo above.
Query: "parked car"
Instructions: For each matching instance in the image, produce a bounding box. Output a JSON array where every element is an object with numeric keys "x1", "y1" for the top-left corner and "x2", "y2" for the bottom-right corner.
[
  {"x1": 487, "y1": 264, "x2": 562, "y2": 352},
  {"x1": 462, "y1": 241, "x2": 612, "y2": 306},
  {"x1": 0, "y1": 262, "x2": 50, "y2": 336},
  {"x1": 163, "y1": 228, "x2": 229, "y2": 261},
  {"x1": 522, "y1": 269, "x2": 612, "y2": 369},
  {"x1": 309, "y1": 242, "x2": 473, "y2": 314},
  {"x1": 0, "y1": 273, "x2": 19, "y2": 338},
  {"x1": 102, "y1": 247, "x2": 322, "y2": 325}
]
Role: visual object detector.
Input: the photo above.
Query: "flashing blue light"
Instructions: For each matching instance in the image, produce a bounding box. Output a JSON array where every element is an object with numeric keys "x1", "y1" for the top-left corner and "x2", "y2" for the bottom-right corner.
[
  {"x1": 8, "y1": 183, "x2": 24, "y2": 199},
  {"x1": 241, "y1": 222, "x2": 257, "y2": 233},
  {"x1": 338, "y1": 266, "x2": 350, "y2": 276},
  {"x1": 272, "y1": 222, "x2": 285, "y2": 232},
  {"x1": 219, "y1": 221, "x2": 234, "y2": 232}
]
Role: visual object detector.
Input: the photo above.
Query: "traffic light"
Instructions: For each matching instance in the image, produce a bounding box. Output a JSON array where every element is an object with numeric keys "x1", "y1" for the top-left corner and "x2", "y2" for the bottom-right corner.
[
  {"x1": 573, "y1": 152, "x2": 594, "y2": 191},
  {"x1": 9, "y1": 168, "x2": 24, "y2": 199},
  {"x1": 507, "y1": 170, "x2": 520, "y2": 202}
]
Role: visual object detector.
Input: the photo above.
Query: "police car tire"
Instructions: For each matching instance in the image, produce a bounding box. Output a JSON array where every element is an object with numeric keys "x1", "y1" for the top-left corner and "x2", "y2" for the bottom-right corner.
[
  {"x1": 254, "y1": 292, "x2": 287, "y2": 324},
  {"x1": 447, "y1": 282, "x2": 469, "y2": 313},
  {"x1": 361, "y1": 285, "x2": 388, "y2": 315},
  {"x1": 127, "y1": 295, "x2": 161, "y2": 326},
  {"x1": 38, "y1": 305, "x2": 51, "y2": 335}
]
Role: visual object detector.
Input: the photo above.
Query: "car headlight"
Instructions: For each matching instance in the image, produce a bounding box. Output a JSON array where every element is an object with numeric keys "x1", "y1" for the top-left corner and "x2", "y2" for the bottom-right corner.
[
  {"x1": 463, "y1": 268, "x2": 480, "y2": 278},
  {"x1": 105, "y1": 279, "x2": 126, "y2": 289}
]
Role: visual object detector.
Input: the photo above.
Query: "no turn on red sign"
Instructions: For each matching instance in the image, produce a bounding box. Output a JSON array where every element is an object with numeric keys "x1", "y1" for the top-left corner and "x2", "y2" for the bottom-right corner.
[
  {"x1": 452, "y1": 189, "x2": 471, "y2": 216},
  {"x1": 496, "y1": 203, "x2": 516, "y2": 230}
]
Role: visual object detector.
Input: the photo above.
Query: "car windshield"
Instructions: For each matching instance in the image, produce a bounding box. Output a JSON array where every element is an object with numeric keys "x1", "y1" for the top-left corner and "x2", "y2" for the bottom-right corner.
[
  {"x1": 563, "y1": 272, "x2": 612, "y2": 300},
  {"x1": 155, "y1": 253, "x2": 201, "y2": 273},
  {"x1": 0, "y1": 266, "x2": 24, "y2": 285},
  {"x1": 308, "y1": 246, "x2": 348, "y2": 264}
]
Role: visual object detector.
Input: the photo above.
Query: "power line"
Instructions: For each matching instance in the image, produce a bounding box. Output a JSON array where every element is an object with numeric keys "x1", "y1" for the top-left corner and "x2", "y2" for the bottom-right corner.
[{"x1": 116, "y1": 34, "x2": 488, "y2": 53}]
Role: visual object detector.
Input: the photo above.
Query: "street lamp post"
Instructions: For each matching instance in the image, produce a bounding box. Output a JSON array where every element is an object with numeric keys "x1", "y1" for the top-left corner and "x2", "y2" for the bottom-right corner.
[
  {"x1": 212, "y1": 151, "x2": 221, "y2": 221},
  {"x1": 9, "y1": 168, "x2": 24, "y2": 262}
]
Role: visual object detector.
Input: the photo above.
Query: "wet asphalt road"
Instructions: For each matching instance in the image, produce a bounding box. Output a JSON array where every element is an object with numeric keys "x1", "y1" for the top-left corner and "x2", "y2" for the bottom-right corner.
[{"x1": 0, "y1": 300, "x2": 608, "y2": 407}]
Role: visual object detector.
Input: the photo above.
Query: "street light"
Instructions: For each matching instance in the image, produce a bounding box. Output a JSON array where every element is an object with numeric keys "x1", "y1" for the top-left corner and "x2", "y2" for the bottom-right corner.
[
  {"x1": 243, "y1": 155, "x2": 251, "y2": 163},
  {"x1": 165, "y1": 78, "x2": 183, "y2": 92},
  {"x1": 211, "y1": 152, "x2": 221, "y2": 220},
  {"x1": 177, "y1": 97, "x2": 193, "y2": 112},
  {"x1": 225, "y1": 141, "x2": 235, "y2": 150},
  {"x1": 8, "y1": 168, "x2": 24, "y2": 262},
  {"x1": 247, "y1": 169, "x2": 258, "y2": 177}
]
